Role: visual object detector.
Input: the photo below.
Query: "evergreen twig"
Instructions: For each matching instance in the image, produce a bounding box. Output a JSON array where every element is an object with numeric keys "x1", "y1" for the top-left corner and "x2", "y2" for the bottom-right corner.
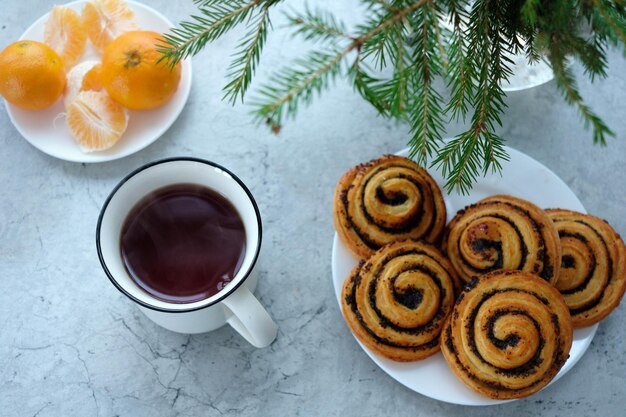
[
  {"x1": 251, "y1": 0, "x2": 429, "y2": 130},
  {"x1": 407, "y1": 3, "x2": 446, "y2": 166},
  {"x1": 286, "y1": 6, "x2": 352, "y2": 43},
  {"x1": 550, "y1": 52, "x2": 614, "y2": 145},
  {"x1": 157, "y1": 0, "x2": 265, "y2": 68},
  {"x1": 223, "y1": 5, "x2": 272, "y2": 104},
  {"x1": 159, "y1": 0, "x2": 626, "y2": 193}
]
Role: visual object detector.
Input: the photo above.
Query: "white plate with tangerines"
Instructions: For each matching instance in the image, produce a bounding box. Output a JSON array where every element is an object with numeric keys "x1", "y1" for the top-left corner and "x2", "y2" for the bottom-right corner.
[{"x1": 3, "y1": 0, "x2": 191, "y2": 162}]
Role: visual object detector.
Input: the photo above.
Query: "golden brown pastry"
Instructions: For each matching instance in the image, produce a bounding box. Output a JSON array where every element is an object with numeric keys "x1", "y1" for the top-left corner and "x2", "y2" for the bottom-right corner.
[
  {"x1": 546, "y1": 209, "x2": 626, "y2": 327},
  {"x1": 333, "y1": 155, "x2": 446, "y2": 259},
  {"x1": 443, "y1": 195, "x2": 561, "y2": 285},
  {"x1": 441, "y1": 269, "x2": 573, "y2": 400},
  {"x1": 341, "y1": 240, "x2": 460, "y2": 361}
]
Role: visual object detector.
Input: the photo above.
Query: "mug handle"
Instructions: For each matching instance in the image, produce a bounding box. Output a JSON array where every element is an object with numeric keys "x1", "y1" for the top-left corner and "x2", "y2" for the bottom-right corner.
[{"x1": 223, "y1": 285, "x2": 278, "y2": 348}]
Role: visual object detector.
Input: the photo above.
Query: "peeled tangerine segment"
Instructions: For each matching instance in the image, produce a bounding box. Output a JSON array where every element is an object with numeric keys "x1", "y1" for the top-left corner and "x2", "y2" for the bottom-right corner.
[
  {"x1": 44, "y1": 5, "x2": 87, "y2": 69},
  {"x1": 82, "y1": 64, "x2": 103, "y2": 91},
  {"x1": 67, "y1": 90, "x2": 128, "y2": 152},
  {"x1": 82, "y1": 0, "x2": 138, "y2": 51},
  {"x1": 64, "y1": 60, "x2": 101, "y2": 108}
]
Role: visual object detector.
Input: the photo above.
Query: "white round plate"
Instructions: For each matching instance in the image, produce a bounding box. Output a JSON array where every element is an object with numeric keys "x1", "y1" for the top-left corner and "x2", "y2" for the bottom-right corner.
[
  {"x1": 500, "y1": 54, "x2": 554, "y2": 92},
  {"x1": 4, "y1": 0, "x2": 192, "y2": 163},
  {"x1": 331, "y1": 146, "x2": 598, "y2": 405}
]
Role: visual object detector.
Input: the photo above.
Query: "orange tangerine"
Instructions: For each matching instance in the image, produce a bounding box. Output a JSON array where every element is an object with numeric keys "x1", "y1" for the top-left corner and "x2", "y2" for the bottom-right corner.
[
  {"x1": 44, "y1": 5, "x2": 87, "y2": 69},
  {"x1": 66, "y1": 90, "x2": 128, "y2": 152},
  {"x1": 0, "y1": 40, "x2": 66, "y2": 110},
  {"x1": 101, "y1": 31, "x2": 181, "y2": 110},
  {"x1": 82, "y1": 0, "x2": 138, "y2": 52}
]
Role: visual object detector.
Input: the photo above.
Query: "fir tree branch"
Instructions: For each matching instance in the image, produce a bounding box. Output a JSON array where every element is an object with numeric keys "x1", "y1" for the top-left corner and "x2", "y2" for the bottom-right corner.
[
  {"x1": 157, "y1": 0, "x2": 264, "y2": 68},
  {"x1": 444, "y1": 3, "x2": 473, "y2": 122},
  {"x1": 251, "y1": 49, "x2": 348, "y2": 130},
  {"x1": 549, "y1": 50, "x2": 614, "y2": 145},
  {"x1": 569, "y1": 35, "x2": 608, "y2": 81},
  {"x1": 521, "y1": 0, "x2": 541, "y2": 26},
  {"x1": 194, "y1": 0, "x2": 231, "y2": 6},
  {"x1": 350, "y1": 61, "x2": 392, "y2": 115},
  {"x1": 251, "y1": 0, "x2": 429, "y2": 130},
  {"x1": 530, "y1": 1, "x2": 615, "y2": 145},
  {"x1": 595, "y1": 0, "x2": 626, "y2": 43},
  {"x1": 433, "y1": 0, "x2": 510, "y2": 193},
  {"x1": 407, "y1": 3, "x2": 445, "y2": 165},
  {"x1": 364, "y1": 0, "x2": 398, "y2": 13},
  {"x1": 223, "y1": 5, "x2": 272, "y2": 104},
  {"x1": 435, "y1": 133, "x2": 481, "y2": 193},
  {"x1": 429, "y1": 2, "x2": 449, "y2": 69},
  {"x1": 163, "y1": 0, "x2": 625, "y2": 193},
  {"x1": 387, "y1": 35, "x2": 404, "y2": 115},
  {"x1": 286, "y1": 6, "x2": 352, "y2": 43},
  {"x1": 359, "y1": 2, "x2": 408, "y2": 70},
  {"x1": 523, "y1": 30, "x2": 542, "y2": 64},
  {"x1": 359, "y1": 2, "x2": 421, "y2": 70},
  {"x1": 387, "y1": 27, "x2": 412, "y2": 118}
]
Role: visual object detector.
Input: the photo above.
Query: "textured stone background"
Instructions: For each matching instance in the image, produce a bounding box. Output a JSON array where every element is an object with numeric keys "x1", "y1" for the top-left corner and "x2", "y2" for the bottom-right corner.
[{"x1": 1, "y1": 1, "x2": 625, "y2": 416}]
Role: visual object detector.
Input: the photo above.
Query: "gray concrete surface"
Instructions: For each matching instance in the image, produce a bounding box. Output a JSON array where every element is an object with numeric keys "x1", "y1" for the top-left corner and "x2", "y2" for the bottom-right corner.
[{"x1": 1, "y1": 1, "x2": 625, "y2": 416}]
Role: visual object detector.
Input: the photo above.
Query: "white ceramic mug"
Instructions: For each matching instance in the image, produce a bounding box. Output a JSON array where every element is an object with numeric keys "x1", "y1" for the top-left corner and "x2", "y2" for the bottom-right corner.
[{"x1": 96, "y1": 157, "x2": 278, "y2": 348}]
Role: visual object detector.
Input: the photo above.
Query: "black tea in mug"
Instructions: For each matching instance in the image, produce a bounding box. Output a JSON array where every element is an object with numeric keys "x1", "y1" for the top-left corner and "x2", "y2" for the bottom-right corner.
[{"x1": 120, "y1": 183, "x2": 246, "y2": 303}]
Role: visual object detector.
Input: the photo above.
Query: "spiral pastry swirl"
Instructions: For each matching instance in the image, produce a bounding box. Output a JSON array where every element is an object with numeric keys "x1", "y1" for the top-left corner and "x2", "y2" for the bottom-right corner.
[
  {"x1": 546, "y1": 209, "x2": 626, "y2": 327},
  {"x1": 443, "y1": 195, "x2": 561, "y2": 285},
  {"x1": 333, "y1": 155, "x2": 446, "y2": 259},
  {"x1": 441, "y1": 270, "x2": 573, "y2": 400},
  {"x1": 341, "y1": 240, "x2": 460, "y2": 361}
]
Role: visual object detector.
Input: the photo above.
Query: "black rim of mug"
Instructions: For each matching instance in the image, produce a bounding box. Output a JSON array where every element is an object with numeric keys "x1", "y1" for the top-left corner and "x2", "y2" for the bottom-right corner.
[{"x1": 95, "y1": 157, "x2": 263, "y2": 313}]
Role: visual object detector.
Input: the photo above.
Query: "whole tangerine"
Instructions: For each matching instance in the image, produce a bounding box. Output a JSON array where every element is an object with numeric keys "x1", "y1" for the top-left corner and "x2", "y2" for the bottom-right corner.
[
  {"x1": 0, "y1": 40, "x2": 66, "y2": 110},
  {"x1": 101, "y1": 31, "x2": 181, "y2": 110}
]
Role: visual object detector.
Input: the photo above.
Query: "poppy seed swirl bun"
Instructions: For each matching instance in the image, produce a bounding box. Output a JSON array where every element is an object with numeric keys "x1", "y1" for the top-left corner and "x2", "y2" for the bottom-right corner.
[
  {"x1": 443, "y1": 195, "x2": 561, "y2": 285},
  {"x1": 441, "y1": 270, "x2": 573, "y2": 400},
  {"x1": 334, "y1": 155, "x2": 446, "y2": 259},
  {"x1": 546, "y1": 209, "x2": 626, "y2": 327},
  {"x1": 341, "y1": 240, "x2": 460, "y2": 361}
]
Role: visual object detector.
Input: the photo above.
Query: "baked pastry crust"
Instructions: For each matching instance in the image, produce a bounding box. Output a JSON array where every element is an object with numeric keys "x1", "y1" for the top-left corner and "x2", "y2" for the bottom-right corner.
[
  {"x1": 333, "y1": 155, "x2": 446, "y2": 259},
  {"x1": 441, "y1": 269, "x2": 573, "y2": 400},
  {"x1": 443, "y1": 195, "x2": 561, "y2": 285},
  {"x1": 546, "y1": 209, "x2": 626, "y2": 327},
  {"x1": 341, "y1": 240, "x2": 460, "y2": 361}
]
